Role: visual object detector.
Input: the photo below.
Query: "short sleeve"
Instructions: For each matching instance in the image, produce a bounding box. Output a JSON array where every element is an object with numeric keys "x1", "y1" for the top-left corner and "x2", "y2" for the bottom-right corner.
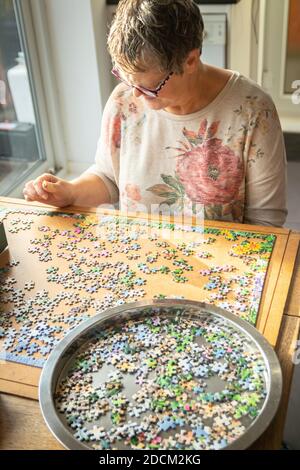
[
  {"x1": 244, "y1": 98, "x2": 288, "y2": 227},
  {"x1": 84, "y1": 89, "x2": 121, "y2": 205}
]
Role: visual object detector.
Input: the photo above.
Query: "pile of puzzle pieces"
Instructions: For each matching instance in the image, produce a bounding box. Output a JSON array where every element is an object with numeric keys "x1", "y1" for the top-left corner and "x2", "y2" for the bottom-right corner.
[{"x1": 55, "y1": 306, "x2": 267, "y2": 450}]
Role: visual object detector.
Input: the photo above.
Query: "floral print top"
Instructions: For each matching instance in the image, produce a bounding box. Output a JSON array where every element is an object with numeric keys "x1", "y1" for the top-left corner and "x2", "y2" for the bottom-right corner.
[{"x1": 86, "y1": 71, "x2": 287, "y2": 226}]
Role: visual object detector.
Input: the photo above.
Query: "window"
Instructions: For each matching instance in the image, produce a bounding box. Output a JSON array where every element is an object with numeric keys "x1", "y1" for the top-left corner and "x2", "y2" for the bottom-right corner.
[
  {"x1": 0, "y1": 0, "x2": 55, "y2": 196},
  {"x1": 284, "y1": 0, "x2": 300, "y2": 94},
  {"x1": 262, "y1": 0, "x2": 300, "y2": 132}
]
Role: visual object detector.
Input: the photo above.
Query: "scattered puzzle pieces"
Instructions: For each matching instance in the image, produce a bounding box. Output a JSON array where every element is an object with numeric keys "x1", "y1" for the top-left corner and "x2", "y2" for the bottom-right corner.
[{"x1": 0, "y1": 207, "x2": 276, "y2": 369}]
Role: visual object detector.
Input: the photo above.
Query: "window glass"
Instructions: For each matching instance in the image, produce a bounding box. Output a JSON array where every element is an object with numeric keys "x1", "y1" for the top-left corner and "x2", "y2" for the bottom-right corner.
[{"x1": 0, "y1": 0, "x2": 45, "y2": 195}]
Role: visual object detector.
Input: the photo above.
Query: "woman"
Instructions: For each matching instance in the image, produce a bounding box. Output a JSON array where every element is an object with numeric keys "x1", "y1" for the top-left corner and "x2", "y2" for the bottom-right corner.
[{"x1": 23, "y1": 0, "x2": 287, "y2": 226}]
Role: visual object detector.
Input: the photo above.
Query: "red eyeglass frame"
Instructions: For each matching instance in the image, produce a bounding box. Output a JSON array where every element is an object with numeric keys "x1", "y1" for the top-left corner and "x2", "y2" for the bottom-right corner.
[{"x1": 111, "y1": 68, "x2": 173, "y2": 98}]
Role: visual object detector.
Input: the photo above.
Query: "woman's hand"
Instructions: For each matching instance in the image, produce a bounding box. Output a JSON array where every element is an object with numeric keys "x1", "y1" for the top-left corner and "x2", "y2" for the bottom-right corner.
[{"x1": 23, "y1": 173, "x2": 75, "y2": 207}]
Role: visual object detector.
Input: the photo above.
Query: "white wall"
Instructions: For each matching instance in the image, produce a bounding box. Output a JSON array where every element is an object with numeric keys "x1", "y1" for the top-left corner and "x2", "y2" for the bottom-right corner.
[
  {"x1": 45, "y1": 0, "x2": 111, "y2": 173},
  {"x1": 90, "y1": 0, "x2": 113, "y2": 107},
  {"x1": 229, "y1": 0, "x2": 253, "y2": 79}
]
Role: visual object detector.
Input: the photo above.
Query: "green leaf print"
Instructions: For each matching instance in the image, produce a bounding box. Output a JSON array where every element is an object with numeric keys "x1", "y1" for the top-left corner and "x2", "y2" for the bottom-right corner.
[
  {"x1": 161, "y1": 174, "x2": 185, "y2": 195},
  {"x1": 159, "y1": 196, "x2": 180, "y2": 207},
  {"x1": 146, "y1": 184, "x2": 175, "y2": 196},
  {"x1": 147, "y1": 174, "x2": 186, "y2": 208}
]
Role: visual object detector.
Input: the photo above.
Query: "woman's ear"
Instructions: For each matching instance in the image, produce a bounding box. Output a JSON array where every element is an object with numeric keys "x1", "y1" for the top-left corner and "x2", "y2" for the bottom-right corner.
[{"x1": 184, "y1": 49, "x2": 201, "y2": 74}]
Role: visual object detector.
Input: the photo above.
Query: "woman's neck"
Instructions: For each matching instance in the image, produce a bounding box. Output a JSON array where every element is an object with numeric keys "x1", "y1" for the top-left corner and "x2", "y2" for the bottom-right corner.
[{"x1": 164, "y1": 62, "x2": 232, "y2": 115}]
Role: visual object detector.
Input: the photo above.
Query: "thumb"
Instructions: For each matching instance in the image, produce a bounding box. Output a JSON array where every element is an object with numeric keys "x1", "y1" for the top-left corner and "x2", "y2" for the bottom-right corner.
[{"x1": 42, "y1": 180, "x2": 60, "y2": 194}]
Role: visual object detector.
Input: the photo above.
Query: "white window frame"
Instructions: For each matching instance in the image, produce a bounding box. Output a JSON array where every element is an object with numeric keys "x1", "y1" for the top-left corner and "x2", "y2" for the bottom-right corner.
[
  {"x1": 279, "y1": 0, "x2": 297, "y2": 100},
  {"x1": 6, "y1": 0, "x2": 67, "y2": 197},
  {"x1": 261, "y1": 0, "x2": 300, "y2": 132}
]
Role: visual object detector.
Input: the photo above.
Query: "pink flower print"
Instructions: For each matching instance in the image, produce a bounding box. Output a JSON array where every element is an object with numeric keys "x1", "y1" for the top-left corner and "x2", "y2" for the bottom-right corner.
[
  {"x1": 104, "y1": 109, "x2": 122, "y2": 150},
  {"x1": 175, "y1": 138, "x2": 244, "y2": 205},
  {"x1": 111, "y1": 113, "x2": 121, "y2": 149},
  {"x1": 129, "y1": 102, "x2": 137, "y2": 113},
  {"x1": 124, "y1": 183, "x2": 142, "y2": 202}
]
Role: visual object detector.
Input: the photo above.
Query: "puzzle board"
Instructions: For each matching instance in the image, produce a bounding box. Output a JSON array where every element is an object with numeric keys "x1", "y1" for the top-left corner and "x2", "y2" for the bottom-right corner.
[{"x1": 0, "y1": 199, "x2": 293, "y2": 399}]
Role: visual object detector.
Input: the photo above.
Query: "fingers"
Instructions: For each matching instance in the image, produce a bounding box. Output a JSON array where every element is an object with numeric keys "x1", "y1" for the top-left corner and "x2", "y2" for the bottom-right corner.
[
  {"x1": 42, "y1": 180, "x2": 60, "y2": 194},
  {"x1": 23, "y1": 185, "x2": 35, "y2": 201},
  {"x1": 23, "y1": 182, "x2": 47, "y2": 202},
  {"x1": 33, "y1": 180, "x2": 49, "y2": 200},
  {"x1": 23, "y1": 173, "x2": 57, "y2": 202}
]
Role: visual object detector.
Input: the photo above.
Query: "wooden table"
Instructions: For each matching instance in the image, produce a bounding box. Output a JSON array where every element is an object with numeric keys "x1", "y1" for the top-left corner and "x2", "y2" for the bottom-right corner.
[{"x1": 0, "y1": 197, "x2": 299, "y2": 450}]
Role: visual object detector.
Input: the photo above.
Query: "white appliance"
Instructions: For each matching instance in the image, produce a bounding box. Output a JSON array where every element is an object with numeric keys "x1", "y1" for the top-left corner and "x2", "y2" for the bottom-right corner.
[
  {"x1": 201, "y1": 14, "x2": 227, "y2": 68},
  {"x1": 7, "y1": 52, "x2": 36, "y2": 124}
]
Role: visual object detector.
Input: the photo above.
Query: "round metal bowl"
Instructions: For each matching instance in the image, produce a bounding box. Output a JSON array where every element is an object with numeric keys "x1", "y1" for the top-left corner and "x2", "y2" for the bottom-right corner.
[{"x1": 39, "y1": 299, "x2": 282, "y2": 450}]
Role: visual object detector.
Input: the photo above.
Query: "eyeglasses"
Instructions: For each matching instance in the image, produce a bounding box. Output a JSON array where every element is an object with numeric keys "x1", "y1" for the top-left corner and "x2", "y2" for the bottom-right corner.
[{"x1": 111, "y1": 68, "x2": 173, "y2": 98}]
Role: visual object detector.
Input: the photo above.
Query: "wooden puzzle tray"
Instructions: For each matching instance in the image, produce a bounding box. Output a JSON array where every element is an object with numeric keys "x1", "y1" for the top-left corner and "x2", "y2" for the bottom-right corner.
[{"x1": 0, "y1": 197, "x2": 298, "y2": 400}]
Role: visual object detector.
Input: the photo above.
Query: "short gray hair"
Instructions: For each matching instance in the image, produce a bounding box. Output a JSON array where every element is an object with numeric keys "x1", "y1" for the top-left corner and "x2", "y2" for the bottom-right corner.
[{"x1": 108, "y1": 0, "x2": 204, "y2": 74}]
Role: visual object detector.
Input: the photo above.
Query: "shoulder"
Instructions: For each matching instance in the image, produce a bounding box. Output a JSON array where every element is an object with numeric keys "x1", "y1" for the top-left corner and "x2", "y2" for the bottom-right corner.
[
  {"x1": 105, "y1": 84, "x2": 146, "y2": 116},
  {"x1": 225, "y1": 73, "x2": 281, "y2": 130},
  {"x1": 104, "y1": 83, "x2": 130, "y2": 114},
  {"x1": 110, "y1": 83, "x2": 132, "y2": 103},
  {"x1": 234, "y1": 73, "x2": 277, "y2": 111}
]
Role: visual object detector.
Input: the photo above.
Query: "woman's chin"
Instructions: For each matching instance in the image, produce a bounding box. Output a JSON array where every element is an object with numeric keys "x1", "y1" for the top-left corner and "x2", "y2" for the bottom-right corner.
[{"x1": 143, "y1": 96, "x2": 165, "y2": 109}]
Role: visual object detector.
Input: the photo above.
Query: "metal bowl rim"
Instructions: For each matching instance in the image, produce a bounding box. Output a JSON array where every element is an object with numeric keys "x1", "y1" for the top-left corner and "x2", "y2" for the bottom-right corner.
[{"x1": 39, "y1": 299, "x2": 282, "y2": 450}]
